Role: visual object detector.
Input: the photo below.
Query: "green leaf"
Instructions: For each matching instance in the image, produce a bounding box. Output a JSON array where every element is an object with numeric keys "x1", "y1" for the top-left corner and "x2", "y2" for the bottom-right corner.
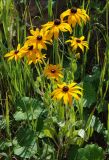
[
  {"x1": 76, "y1": 144, "x2": 104, "y2": 160},
  {"x1": 14, "y1": 97, "x2": 44, "y2": 121},
  {"x1": 0, "y1": 152, "x2": 9, "y2": 160},
  {"x1": 48, "y1": 0, "x2": 53, "y2": 18},
  {"x1": 38, "y1": 141, "x2": 55, "y2": 160},
  {"x1": 83, "y1": 66, "x2": 100, "y2": 107},
  {"x1": 14, "y1": 144, "x2": 37, "y2": 159},
  {"x1": 39, "y1": 128, "x2": 56, "y2": 141},
  {"x1": 14, "y1": 111, "x2": 27, "y2": 121},
  {"x1": 92, "y1": 116, "x2": 104, "y2": 133},
  {"x1": 83, "y1": 82, "x2": 96, "y2": 107},
  {"x1": 16, "y1": 96, "x2": 44, "y2": 112},
  {"x1": 43, "y1": 129, "x2": 54, "y2": 139},
  {"x1": 13, "y1": 127, "x2": 37, "y2": 158},
  {"x1": 0, "y1": 118, "x2": 6, "y2": 129},
  {"x1": 67, "y1": 145, "x2": 79, "y2": 160},
  {"x1": 16, "y1": 126, "x2": 35, "y2": 147},
  {"x1": 71, "y1": 60, "x2": 77, "y2": 74},
  {"x1": 0, "y1": 139, "x2": 12, "y2": 151}
]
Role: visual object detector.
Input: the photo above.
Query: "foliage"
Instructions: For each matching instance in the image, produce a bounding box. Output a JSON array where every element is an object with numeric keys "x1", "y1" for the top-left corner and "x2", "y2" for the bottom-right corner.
[{"x1": 0, "y1": 0, "x2": 109, "y2": 159}]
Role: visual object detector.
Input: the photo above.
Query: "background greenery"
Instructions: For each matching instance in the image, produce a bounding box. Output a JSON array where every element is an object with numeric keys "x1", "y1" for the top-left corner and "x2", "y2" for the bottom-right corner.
[{"x1": 0, "y1": 0, "x2": 109, "y2": 159}]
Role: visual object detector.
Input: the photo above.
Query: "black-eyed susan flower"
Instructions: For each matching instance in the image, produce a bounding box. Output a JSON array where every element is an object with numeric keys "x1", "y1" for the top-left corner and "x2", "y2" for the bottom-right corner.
[
  {"x1": 51, "y1": 82, "x2": 82, "y2": 105},
  {"x1": 27, "y1": 52, "x2": 46, "y2": 65},
  {"x1": 42, "y1": 19, "x2": 72, "y2": 39},
  {"x1": 66, "y1": 36, "x2": 89, "y2": 52},
  {"x1": 26, "y1": 28, "x2": 52, "y2": 50},
  {"x1": 18, "y1": 43, "x2": 37, "y2": 58},
  {"x1": 4, "y1": 44, "x2": 22, "y2": 61},
  {"x1": 60, "y1": 7, "x2": 89, "y2": 27},
  {"x1": 43, "y1": 64, "x2": 63, "y2": 80}
]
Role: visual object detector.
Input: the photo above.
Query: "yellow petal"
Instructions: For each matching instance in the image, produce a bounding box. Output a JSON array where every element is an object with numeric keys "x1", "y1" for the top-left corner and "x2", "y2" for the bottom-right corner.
[
  {"x1": 4, "y1": 51, "x2": 14, "y2": 57},
  {"x1": 60, "y1": 9, "x2": 70, "y2": 21},
  {"x1": 17, "y1": 44, "x2": 21, "y2": 50},
  {"x1": 63, "y1": 93, "x2": 69, "y2": 104},
  {"x1": 68, "y1": 94, "x2": 72, "y2": 105},
  {"x1": 7, "y1": 55, "x2": 15, "y2": 61},
  {"x1": 80, "y1": 36, "x2": 85, "y2": 40},
  {"x1": 54, "y1": 27, "x2": 59, "y2": 39},
  {"x1": 72, "y1": 93, "x2": 80, "y2": 100},
  {"x1": 78, "y1": 43, "x2": 84, "y2": 52},
  {"x1": 72, "y1": 44, "x2": 78, "y2": 50}
]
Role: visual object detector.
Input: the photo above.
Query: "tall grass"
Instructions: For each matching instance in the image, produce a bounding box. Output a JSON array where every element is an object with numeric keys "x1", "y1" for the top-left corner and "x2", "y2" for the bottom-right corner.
[{"x1": 0, "y1": 0, "x2": 108, "y2": 159}]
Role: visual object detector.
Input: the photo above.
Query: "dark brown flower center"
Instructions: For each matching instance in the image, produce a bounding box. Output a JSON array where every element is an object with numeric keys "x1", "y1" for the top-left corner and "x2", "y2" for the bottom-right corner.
[
  {"x1": 76, "y1": 39, "x2": 81, "y2": 43},
  {"x1": 63, "y1": 86, "x2": 69, "y2": 92},
  {"x1": 14, "y1": 50, "x2": 19, "y2": 54},
  {"x1": 37, "y1": 35, "x2": 42, "y2": 40},
  {"x1": 71, "y1": 7, "x2": 77, "y2": 14},
  {"x1": 28, "y1": 45, "x2": 33, "y2": 50},
  {"x1": 54, "y1": 19, "x2": 61, "y2": 25},
  {"x1": 51, "y1": 69, "x2": 56, "y2": 73}
]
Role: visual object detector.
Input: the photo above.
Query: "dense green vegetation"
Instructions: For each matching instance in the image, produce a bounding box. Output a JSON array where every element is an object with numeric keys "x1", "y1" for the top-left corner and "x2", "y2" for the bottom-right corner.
[{"x1": 0, "y1": 0, "x2": 109, "y2": 159}]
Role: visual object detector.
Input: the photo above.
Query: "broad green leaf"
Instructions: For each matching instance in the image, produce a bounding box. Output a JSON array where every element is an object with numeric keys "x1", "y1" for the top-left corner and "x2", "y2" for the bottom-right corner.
[
  {"x1": 92, "y1": 115, "x2": 104, "y2": 133},
  {"x1": 14, "y1": 97, "x2": 44, "y2": 121},
  {"x1": 16, "y1": 126, "x2": 35, "y2": 147},
  {"x1": 40, "y1": 128, "x2": 56, "y2": 141},
  {"x1": 83, "y1": 66, "x2": 100, "y2": 107},
  {"x1": 0, "y1": 152, "x2": 9, "y2": 160},
  {"x1": 14, "y1": 111, "x2": 27, "y2": 121},
  {"x1": 16, "y1": 97, "x2": 44, "y2": 112},
  {"x1": 67, "y1": 145, "x2": 79, "y2": 160},
  {"x1": 44, "y1": 129, "x2": 54, "y2": 139},
  {"x1": 38, "y1": 141, "x2": 56, "y2": 160},
  {"x1": 13, "y1": 127, "x2": 37, "y2": 158},
  {"x1": 14, "y1": 144, "x2": 37, "y2": 159},
  {"x1": 0, "y1": 139, "x2": 12, "y2": 150},
  {"x1": 83, "y1": 82, "x2": 96, "y2": 107},
  {"x1": 76, "y1": 144, "x2": 104, "y2": 160}
]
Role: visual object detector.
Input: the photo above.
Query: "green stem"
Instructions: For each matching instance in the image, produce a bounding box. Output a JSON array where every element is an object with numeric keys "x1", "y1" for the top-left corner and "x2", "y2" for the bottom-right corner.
[
  {"x1": 48, "y1": 0, "x2": 53, "y2": 20},
  {"x1": 108, "y1": 104, "x2": 109, "y2": 146},
  {"x1": 53, "y1": 39, "x2": 60, "y2": 64}
]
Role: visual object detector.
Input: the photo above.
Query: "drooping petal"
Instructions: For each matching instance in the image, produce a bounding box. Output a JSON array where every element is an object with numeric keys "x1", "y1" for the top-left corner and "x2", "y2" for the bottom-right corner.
[
  {"x1": 78, "y1": 43, "x2": 84, "y2": 52},
  {"x1": 4, "y1": 51, "x2": 15, "y2": 57},
  {"x1": 63, "y1": 93, "x2": 69, "y2": 105},
  {"x1": 80, "y1": 36, "x2": 85, "y2": 40},
  {"x1": 54, "y1": 27, "x2": 59, "y2": 39},
  {"x1": 60, "y1": 9, "x2": 71, "y2": 21}
]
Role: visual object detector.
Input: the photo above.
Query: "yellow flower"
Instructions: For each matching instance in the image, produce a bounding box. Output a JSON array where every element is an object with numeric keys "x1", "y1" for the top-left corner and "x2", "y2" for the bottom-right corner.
[
  {"x1": 43, "y1": 64, "x2": 63, "y2": 80},
  {"x1": 18, "y1": 42, "x2": 46, "y2": 65},
  {"x1": 26, "y1": 28, "x2": 52, "y2": 50},
  {"x1": 51, "y1": 82, "x2": 82, "y2": 105},
  {"x1": 66, "y1": 36, "x2": 89, "y2": 52},
  {"x1": 28, "y1": 52, "x2": 46, "y2": 65},
  {"x1": 4, "y1": 44, "x2": 22, "y2": 61},
  {"x1": 18, "y1": 43, "x2": 37, "y2": 58},
  {"x1": 42, "y1": 19, "x2": 72, "y2": 39},
  {"x1": 60, "y1": 7, "x2": 89, "y2": 27}
]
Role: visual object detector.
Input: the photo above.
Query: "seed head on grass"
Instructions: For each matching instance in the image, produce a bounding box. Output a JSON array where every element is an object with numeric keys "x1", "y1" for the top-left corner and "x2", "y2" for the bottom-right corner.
[{"x1": 51, "y1": 82, "x2": 83, "y2": 105}]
